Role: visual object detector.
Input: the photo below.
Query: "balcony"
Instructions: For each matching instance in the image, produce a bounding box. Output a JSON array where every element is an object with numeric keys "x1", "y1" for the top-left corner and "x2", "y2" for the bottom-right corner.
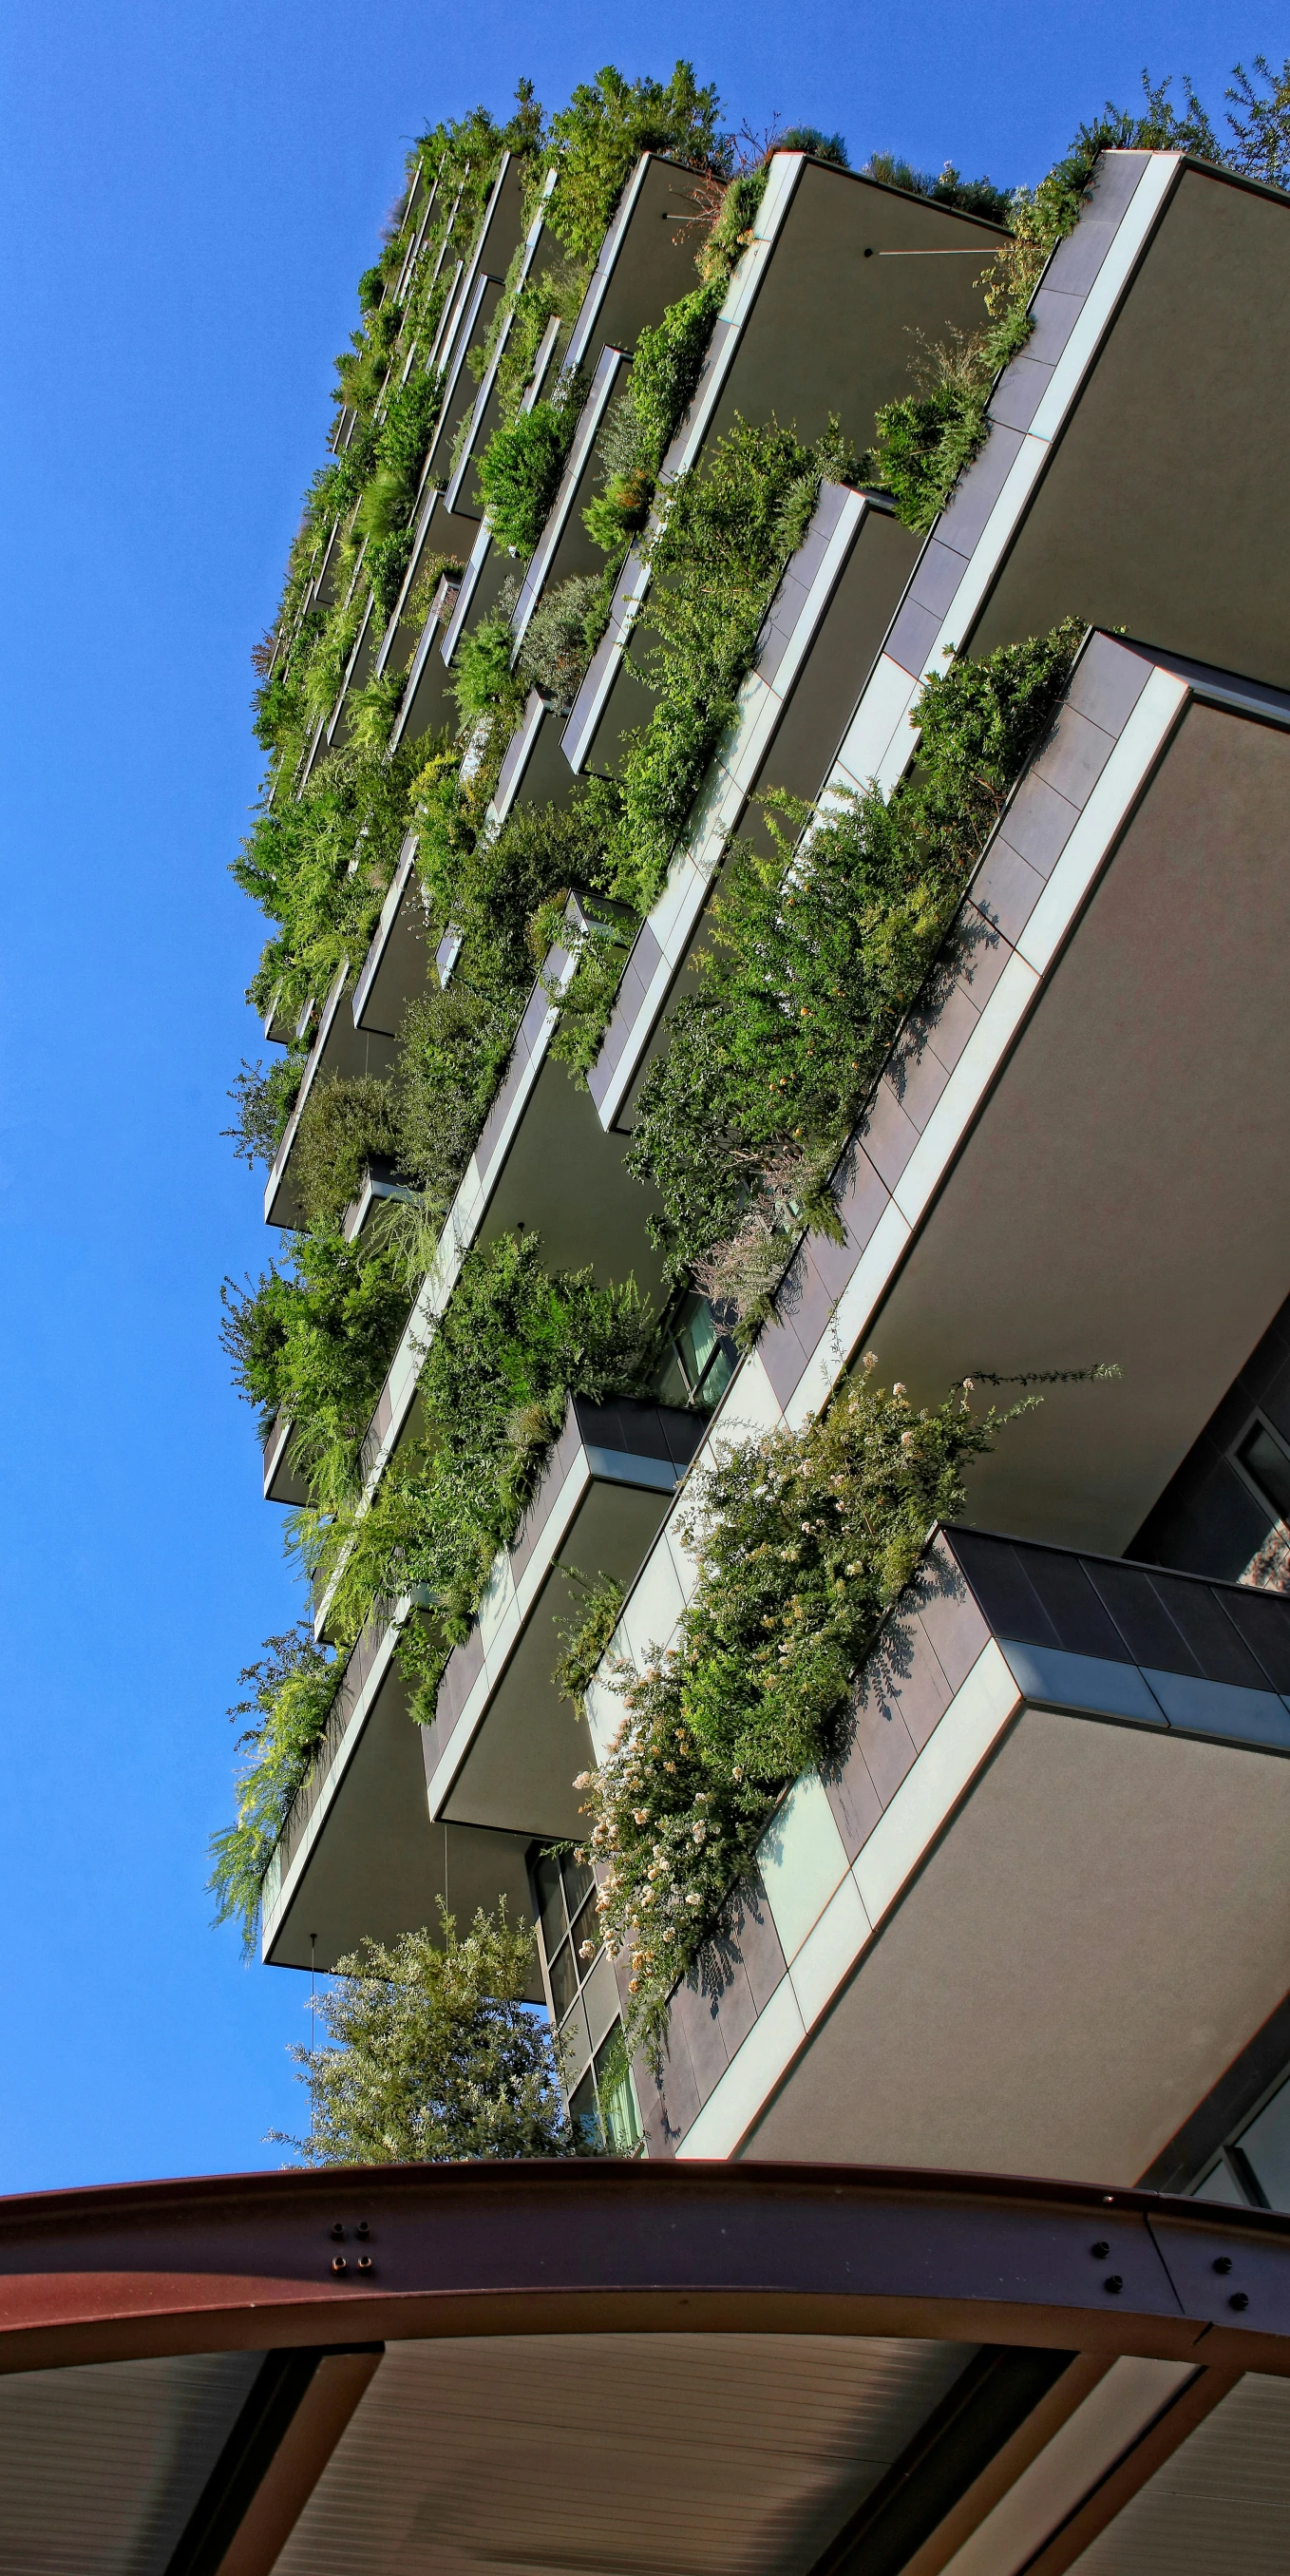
[
  {"x1": 263, "y1": 964, "x2": 397, "y2": 1231},
  {"x1": 443, "y1": 178, "x2": 560, "y2": 520},
  {"x1": 418, "y1": 150, "x2": 526, "y2": 493},
  {"x1": 420, "y1": 1395, "x2": 705, "y2": 1844},
  {"x1": 258, "y1": 1596, "x2": 539, "y2": 1982},
  {"x1": 562, "y1": 152, "x2": 1009, "y2": 778},
  {"x1": 839, "y1": 149, "x2": 1290, "y2": 813},
  {"x1": 628, "y1": 1523, "x2": 1290, "y2": 2185},
  {"x1": 585, "y1": 479, "x2": 919, "y2": 1133},
  {"x1": 387, "y1": 570, "x2": 460, "y2": 754}
]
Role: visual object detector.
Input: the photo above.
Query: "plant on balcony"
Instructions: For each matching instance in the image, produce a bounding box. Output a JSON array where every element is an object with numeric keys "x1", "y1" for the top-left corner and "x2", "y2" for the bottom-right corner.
[
  {"x1": 573, "y1": 1362, "x2": 1027, "y2": 2046},
  {"x1": 224, "y1": 1048, "x2": 308, "y2": 1167},
  {"x1": 613, "y1": 414, "x2": 855, "y2": 913},
  {"x1": 475, "y1": 376, "x2": 585, "y2": 554},
  {"x1": 237, "y1": 735, "x2": 426, "y2": 1032},
  {"x1": 296, "y1": 1231, "x2": 657, "y2": 1691},
  {"x1": 221, "y1": 1230, "x2": 410, "y2": 1511},
  {"x1": 276, "y1": 1911, "x2": 581, "y2": 2163},
  {"x1": 626, "y1": 618, "x2": 1084, "y2": 1325},
  {"x1": 863, "y1": 65, "x2": 1287, "y2": 532},
  {"x1": 208, "y1": 1626, "x2": 340, "y2": 1953},
  {"x1": 515, "y1": 572, "x2": 608, "y2": 711}
]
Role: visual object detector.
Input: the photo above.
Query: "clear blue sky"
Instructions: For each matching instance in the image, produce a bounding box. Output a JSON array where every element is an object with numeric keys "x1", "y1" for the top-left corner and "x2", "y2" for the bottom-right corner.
[{"x1": 0, "y1": 0, "x2": 1280, "y2": 2191}]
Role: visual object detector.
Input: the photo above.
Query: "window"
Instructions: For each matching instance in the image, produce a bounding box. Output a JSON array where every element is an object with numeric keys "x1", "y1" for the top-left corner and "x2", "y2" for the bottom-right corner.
[
  {"x1": 655, "y1": 1291, "x2": 737, "y2": 1412},
  {"x1": 530, "y1": 1845, "x2": 641, "y2": 2153},
  {"x1": 1237, "y1": 1419, "x2": 1290, "y2": 1527}
]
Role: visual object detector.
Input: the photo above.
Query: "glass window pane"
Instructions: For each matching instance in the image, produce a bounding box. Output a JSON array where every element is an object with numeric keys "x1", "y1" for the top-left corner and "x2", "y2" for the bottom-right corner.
[
  {"x1": 1240, "y1": 2073, "x2": 1290, "y2": 2210},
  {"x1": 1239, "y1": 1422, "x2": 1290, "y2": 1525},
  {"x1": 533, "y1": 1850, "x2": 566, "y2": 1948},
  {"x1": 570, "y1": 1893, "x2": 601, "y2": 1975},
  {"x1": 595, "y1": 2028, "x2": 640, "y2": 2152},
  {"x1": 560, "y1": 1852, "x2": 596, "y2": 1920},
  {"x1": 547, "y1": 1938, "x2": 579, "y2": 2023},
  {"x1": 568, "y1": 2072, "x2": 603, "y2": 2152}
]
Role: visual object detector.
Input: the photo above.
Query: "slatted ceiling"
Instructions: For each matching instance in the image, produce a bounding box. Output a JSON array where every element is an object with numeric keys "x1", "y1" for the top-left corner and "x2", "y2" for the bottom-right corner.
[
  {"x1": 1071, "y1": 2374, "x2": 1290, "y2": 2574},
  {"x1": 0, "y1": 2348, "x2": 261, "y2": 2576},
  {"x1": 275, "y1": 2332, "x2": 973, "y2": 2576}
]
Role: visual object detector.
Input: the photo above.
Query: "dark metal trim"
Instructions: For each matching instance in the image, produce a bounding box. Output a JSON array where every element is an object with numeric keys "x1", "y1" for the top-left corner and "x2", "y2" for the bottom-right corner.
[
  {"x1": 163, "y1": 2350, "x2": 322, "y2": 2576},
  {"x1": 806, "y1": 2345, "x2": 1076, "y2": 2576}
]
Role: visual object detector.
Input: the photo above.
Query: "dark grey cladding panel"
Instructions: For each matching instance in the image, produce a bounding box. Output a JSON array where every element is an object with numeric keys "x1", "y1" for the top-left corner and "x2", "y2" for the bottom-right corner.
[
  {"x1": 507, "y1": 1403, "x2": 586, "y2": 1592},
  {"x1": 884, "y1": 593, "x2": 944, "y2": 682},
  {"x1": 587, "y1": 924, "x2": 663, "y2": 1113},
  {"x1": 910, "y1": 1536, "x2": 993, "y2": 1689},
  {"x1": 1030, "y1": 697, "x2": 1119, "y2": 807},
  {"x1": 429, "y1": 1619, "x2": 486, "y2": 1745},
  {"x1": 990, "y1": 772, "x2": 1081, "y2": 879},
  {"x1": 1040, "y1": 149, "x2": 1153, "y2": 297},
  {"x1": 934, "y1": 422, "x2": 1026, "y2": 564},
  {"x1": 906, "y1": 535, "x2": 970, "y2": 621},
  {"x1": 989, "y1": 353, "x2": 1056, "y2": 435},
  {"x1": 1025, "y1": 281, "x2": 1088, "y2": 370},
  {"x1": 636, "y1": 2017, "x2": 700, "y2": 2157},
  {"x1": 945, "y1": 1525, "x2": 1290, "y2": 1697},
  {"x1": 1065, "y1": 632, "x2": 1155, "y2": 732}
]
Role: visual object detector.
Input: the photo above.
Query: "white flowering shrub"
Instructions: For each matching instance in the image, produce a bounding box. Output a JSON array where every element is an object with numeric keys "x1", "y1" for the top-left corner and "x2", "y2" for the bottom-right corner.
[{"x1": 572, "y1": 1361, "x2": 1023, "y2": 2049}]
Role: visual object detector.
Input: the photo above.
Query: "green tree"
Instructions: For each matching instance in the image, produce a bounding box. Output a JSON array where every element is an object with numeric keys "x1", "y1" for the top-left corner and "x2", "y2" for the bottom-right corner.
[{"x1": 276, "y1": 1910, "x2": 576, "y2": 2162}]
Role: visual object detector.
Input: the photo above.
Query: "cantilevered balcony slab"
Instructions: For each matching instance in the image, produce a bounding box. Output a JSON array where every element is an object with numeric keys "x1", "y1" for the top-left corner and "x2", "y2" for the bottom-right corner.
[
  {"x1": 508, "y1": 342, "x2": 627, "y2": 651},
  {"x1": 313, "y1": 899, "x2": 671, "y2": 1641},
  {"x1": 563, "y1": 151, "x2": 713, "y2": 381},
  {"x1": 582, "y1": 630, "x2": 1290, "y2": 1903},
  {"x1": 443, "y1": 182, "x2": 560, "y2": 519},
  {"x1": 261, "y1": 1404, "x2": 308, "y2": 1507},
  {"x1": 836, "y1": 150, "x2": 1290, "y2": 810},
  {"x1": 371, "y1": 473, "x2": 478, "y2": 682},
  {"x1": 351, "y1": 831, "x2": 426, "y2": 1038},
  {"x1": 487, "y1": 686, "x2": 579, "y2": 826},
  {"x1": 586, "y1": 482, "x2": 919, "y2": 1133},
  {"x1": 388, "y1": 572, "x2": 460, "y2": 754},
  {"x1": 562, "y1": 154, "x2": 1008, "y2": 777},
  {"x1": 264, "y1": 964, "x2": 397, "y2": 1230},
  {"x1": 420, "y1": 151, "x2": 526, "y2": 489},
  {"x1": 420, "y1": 1396, "x2": 705, "y2": 1843},
  {"x1": 259, "y1": 1601, "x2": 539, "y2": 1982},
  {"x1": 632, "y1": 1524, "x2": 1290, "y2": 2185}
]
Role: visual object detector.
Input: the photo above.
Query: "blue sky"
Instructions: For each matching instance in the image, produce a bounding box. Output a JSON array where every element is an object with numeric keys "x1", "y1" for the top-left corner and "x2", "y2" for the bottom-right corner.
[{"x1": 0, "y1": 0, "x2": 1281, "y2": 2190}]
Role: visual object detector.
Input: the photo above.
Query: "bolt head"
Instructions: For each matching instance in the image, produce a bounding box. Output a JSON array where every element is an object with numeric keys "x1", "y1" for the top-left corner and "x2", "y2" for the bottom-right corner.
[
  {"x1": 1229, "y1": 2291, "x2": 1250, "y2": 2312},
  {"x1": 1104, "y1": 2275, "x2": 1124, "y2": 2295},
  {"x1": 1091, "y1": 2241, "x2": 1110, "y2": 2259},
  {"x1": 1213, "y1": 2255, "x2": 1233, "y2": 2275},
  {"x1": 332, "y1": 2255, "x2": 348, "y2": 2275}
]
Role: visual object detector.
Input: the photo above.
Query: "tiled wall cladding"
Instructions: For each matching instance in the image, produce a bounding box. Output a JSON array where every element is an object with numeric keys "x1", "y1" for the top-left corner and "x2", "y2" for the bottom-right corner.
[
  {"x1": 882, "y1": 153, "x2": 1151, "y2": 681},
  {"x1": 757, "y1": 629, "x2": 1155, "y2": 1408},
  {"x1": 634, "y1": 1522, "x2": 1290, "y2": 2157}
]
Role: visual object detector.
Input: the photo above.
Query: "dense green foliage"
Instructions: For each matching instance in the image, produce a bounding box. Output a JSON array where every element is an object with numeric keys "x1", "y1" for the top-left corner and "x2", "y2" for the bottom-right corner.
[
  {"x1": 297, "y1": 1231, "x2": 657, "y2": 1683},
  {"x1": 863, "y1": 151, "x2": 1012, "y2": 225},
  {"x1": 574, "y1": 1364, "x2": 1023, "y2": 2044},
  {"x1": 278, "y1": 1912, "x2": 579, "y2": 2162},
  {"x1": 864, "y1": 63, "x2": 1290, "y2": 531},
  {"x1": 208, "y1": 1628, "x2": 341, "y2": 1952},
  {"x1": 475, "y1": 385, "x2": 582, "y2": 554},
  {"x1": 542, "y1": 62, "x2": 729, "y2": 260},
  {"x1": 626, "y1": 620, "x2": 1084, "y2": 1321},
  {"x1": 221, "y1": 1229, "x2": 408, "y2": 1502},
  {"x1": 617, "y1": 415, "x2": 851, "y2": 912},
  {"x1": 236, "y1": 736, "x2": 426, "y2": 1035}
]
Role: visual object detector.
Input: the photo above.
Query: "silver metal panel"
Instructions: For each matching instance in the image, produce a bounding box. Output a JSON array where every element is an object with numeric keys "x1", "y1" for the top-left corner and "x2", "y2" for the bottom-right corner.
[
  {"x1": 1072, "y1": 2372, "x2": 1290, "y2": 2572},
  {"x1": 0, "y1": 2349, "x2": 260, "y2": 2576},
  {"x1": 275, "y1": 2331, "x2": 972, "y2": 2576}
]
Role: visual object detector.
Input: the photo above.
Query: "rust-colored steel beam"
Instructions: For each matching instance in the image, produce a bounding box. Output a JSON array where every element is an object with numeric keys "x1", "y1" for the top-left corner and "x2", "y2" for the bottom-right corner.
[{"x1": 0, "y1": 2159, "x2": 1287, "y2": 2378}]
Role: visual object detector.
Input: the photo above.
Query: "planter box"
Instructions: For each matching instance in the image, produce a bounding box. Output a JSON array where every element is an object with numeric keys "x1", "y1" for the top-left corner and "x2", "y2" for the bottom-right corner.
[
  {"x1": 631, "y1": 1524, "x2": 1290, "y2": 2187},
  {"x1": 562, "y1": 152, "x2": 1009, "y2": 776},
  {"x1": 420, "y1": 1396, "x2": 705, "y2": 1843},
  {"x1": 258, "y1": 1597, "x2": 538, "y2": 1980}
]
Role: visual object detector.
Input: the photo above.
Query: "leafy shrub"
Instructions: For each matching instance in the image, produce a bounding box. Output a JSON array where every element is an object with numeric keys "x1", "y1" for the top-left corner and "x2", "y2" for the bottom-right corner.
[
  {"x1": 237, "y1": 736, "x2": 424, "y2": 1030},
  {"x1": 778, "y1": 126, "x2": 849, "y2": 167},
  {"x1": 476, "y1": 387, "x2": 581, "y2": 554},
  {"x1": 614, "y1": 415, "x2": 846, "y2": 910},
  {"x1": 394, "y1": 978, "x2": 525, "y2": 1216},
  {"x1": 448, "y1": 603, "x2": 524, "y2": 731},
  {"x1": 863, "y1": 152, "x2": 1011, "y2": 224},
  {"x1": 220, "y1": 1231, "x2": 408, "y2": 1504},
  {"x1": 208, "y1": 1627, "x2": 340, "y2": 1953},
  {"x1": 516, "y1": 572, "x2": 607, "y2": 710},
  {"x1": 298, "y1": 1231, "x2": 657, "y2": 1671},
  {"x1": 574, "y1": 1364, "x2": 1025, "y2": 2045},
  {"x1": 626, "y1": 620, "x2": 1083, "y2": 1318},
  {"x1": 292, "y1": 1072, "x2": 400, "y2": 1230},
  {"x1": 276, "y1": 1911, "x2": 579, "y2": 2163},
  {"x1": 224, "y1": 1051, "x2": 306, "y2": 1167},
  {"x1": 544, "y1": 62, "x2": 729, "y2": 263}
]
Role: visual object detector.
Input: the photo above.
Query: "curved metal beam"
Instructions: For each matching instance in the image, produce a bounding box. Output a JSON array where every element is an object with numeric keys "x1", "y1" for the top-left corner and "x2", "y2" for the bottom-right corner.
[{"x1": 0, "y1": 2159, "x2": 1286, "y2": 2379}]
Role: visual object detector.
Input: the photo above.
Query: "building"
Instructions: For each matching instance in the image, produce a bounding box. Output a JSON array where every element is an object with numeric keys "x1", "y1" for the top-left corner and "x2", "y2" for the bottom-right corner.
[{"x1": 196, "y1": 71, "x2": 1290, "y2": 2566}]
